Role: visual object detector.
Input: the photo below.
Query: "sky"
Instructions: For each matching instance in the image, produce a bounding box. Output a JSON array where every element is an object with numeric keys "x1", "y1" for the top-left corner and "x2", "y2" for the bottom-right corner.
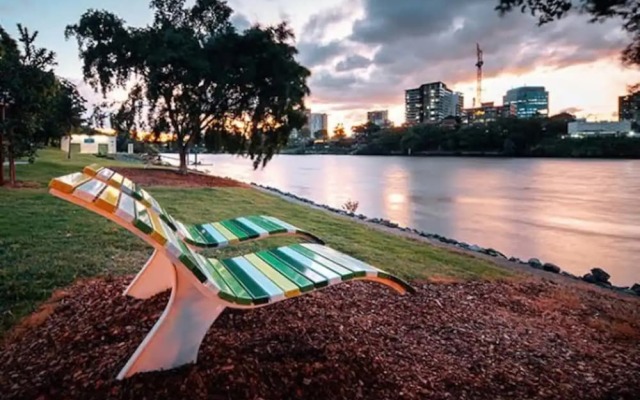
[{"x1": 1, "y1": 0, "x2": 639, "y2": 132}]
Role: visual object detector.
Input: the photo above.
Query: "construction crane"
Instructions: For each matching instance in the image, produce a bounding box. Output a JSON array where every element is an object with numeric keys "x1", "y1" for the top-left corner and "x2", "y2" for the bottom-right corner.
[{"x1": 475, "y1": 43, "x2": 484, "y2": 108}]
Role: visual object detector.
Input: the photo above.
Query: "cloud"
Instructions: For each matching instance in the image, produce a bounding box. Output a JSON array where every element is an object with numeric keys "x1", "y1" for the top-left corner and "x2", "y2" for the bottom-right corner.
[
  {"x1": 336, "y1": 54, "x2": 372, "y2": 71},
  {"x1": 304, "y1": 0, "x2": 630, "y2": 110},
  {"x1": 297, "y1": 40, "x2": 348, "y2": 67},
  {"x1": 301, "y1": 7, "x2": 345, "y2": 40},
  {"x1": 231, "y1": 12, "x2": 251, "y2": 32}
]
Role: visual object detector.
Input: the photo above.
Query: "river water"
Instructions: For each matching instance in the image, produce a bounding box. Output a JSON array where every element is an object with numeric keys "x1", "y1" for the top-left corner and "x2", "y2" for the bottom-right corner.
[{"x1": 162, "y1": 154, "x2": 640, "y2": 285}]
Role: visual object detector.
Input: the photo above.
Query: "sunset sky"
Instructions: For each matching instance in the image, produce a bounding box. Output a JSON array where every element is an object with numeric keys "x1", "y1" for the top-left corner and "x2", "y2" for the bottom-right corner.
[{"x1": 2, "y1": 0, "x2": 639, "y2": 132}]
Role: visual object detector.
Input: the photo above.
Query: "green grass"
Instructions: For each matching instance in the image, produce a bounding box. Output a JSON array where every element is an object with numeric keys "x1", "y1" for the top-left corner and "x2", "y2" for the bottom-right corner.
[{"x1": 0, "y1": 149, "x2": 510, "y2": 334}]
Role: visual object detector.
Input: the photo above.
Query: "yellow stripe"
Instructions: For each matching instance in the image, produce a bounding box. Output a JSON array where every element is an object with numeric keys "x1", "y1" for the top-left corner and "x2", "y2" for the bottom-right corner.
[
  {"x1": 244, "y1": 254, "x2": 300, "y2": 297},
  {"x1": 122, "y1": 178, "x2": 134, "y2": 191},
  {"x1": 95, "y1": 185, "x2": 121, "y2": 213},
  {"x1": 49, "y1": 173, "x2": 92, "y2": 194},
  {"x1": 83, "y1": 164, "x2": 102, "y2": 177},
  {"x1": 148, "y1": 210, "x2": 167, "y2": 245},
  {"x1": 211, "y1": 222, "x2": 239, "y2": 243},
  {"x1": 109, "y1": 172, "x2": 124, "y2": 187}
]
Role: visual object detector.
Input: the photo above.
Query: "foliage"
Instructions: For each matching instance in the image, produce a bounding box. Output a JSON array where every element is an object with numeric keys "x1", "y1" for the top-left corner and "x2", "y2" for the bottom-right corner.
[
  {"x1": 66, "y1": 0, "x2": 310, "y2": 173},
  {"x1": 341, "y1": 199, "x2": 360, "y2": 213},
  {"x1": 0, "y1": 24, "x2": 60, "y2": 185},
  {"x1": 314, "y1": 129, "x2": 329, "y2": 140},
  {"x1": 332, "y1": 123, "x2": 347, "y2": 140}
]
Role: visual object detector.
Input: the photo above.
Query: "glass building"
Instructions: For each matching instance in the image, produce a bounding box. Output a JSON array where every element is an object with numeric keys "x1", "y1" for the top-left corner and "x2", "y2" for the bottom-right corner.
[{"x1": 503, "y1": 86, "x2": 549, "y2": 118}]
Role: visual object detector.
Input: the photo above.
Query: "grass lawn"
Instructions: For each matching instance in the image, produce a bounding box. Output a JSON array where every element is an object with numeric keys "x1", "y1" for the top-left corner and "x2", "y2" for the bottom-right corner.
[{"x1": 0, "y1": 149, "x2": 510, "y2": 334}]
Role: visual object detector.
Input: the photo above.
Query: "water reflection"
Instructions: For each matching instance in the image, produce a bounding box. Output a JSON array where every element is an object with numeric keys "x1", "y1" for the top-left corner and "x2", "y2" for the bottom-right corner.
[{"x1": 168, "y1": 154, "x2": 640, "y2": 285}]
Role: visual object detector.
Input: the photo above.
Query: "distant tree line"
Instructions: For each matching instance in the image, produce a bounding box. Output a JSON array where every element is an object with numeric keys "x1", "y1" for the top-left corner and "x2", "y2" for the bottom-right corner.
[{"x1": 349, "y1": 115, "x2": 640, "y2": 158}]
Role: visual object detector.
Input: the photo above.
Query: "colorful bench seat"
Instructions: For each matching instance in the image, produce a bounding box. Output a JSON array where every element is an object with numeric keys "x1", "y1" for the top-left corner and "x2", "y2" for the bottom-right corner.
[
  {"x1": 48, "y1": 172, "x2": 414, "y2": 379},
  {"x1": 82, "y1": 163, "x2": 324, "y2": 248}
]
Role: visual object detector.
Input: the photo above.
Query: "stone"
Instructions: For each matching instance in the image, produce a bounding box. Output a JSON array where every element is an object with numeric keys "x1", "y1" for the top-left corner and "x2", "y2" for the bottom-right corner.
[
  {"x1": 590, "y1": 268, "x2": 610, "y2": 284},
  {"x1": 542, "y1": 263, "x2": 561, "y2": 273},
  {"x1": 528, "y1": 258, "x2": 542, "y2": 268},
  {"x1": 582, "y1": 273, "x2": 597, "y2": 284},
  {"x1": 631, "y1": 283, "x2": 640, "y2": 296},
  {"x1": 469, "y1": 245, "x2": 483, "y2": 252}
]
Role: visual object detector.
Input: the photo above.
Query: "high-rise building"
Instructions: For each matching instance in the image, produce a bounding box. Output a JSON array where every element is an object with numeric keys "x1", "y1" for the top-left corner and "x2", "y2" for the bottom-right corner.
[
  {"x1": 462, "y1": 102, "x2": 516, "y2": 124},
  {"x1": 404, "y1": 82, "x2": 463, "y2": 124},
  {"x1": 367, "y1": 110, "x2": 389, "y2": 126},
  {"x1": 305, "y1": 113, "x2": 328, "y2": 134},
  {"x1": 619, "y1": 93, "x2": 640, "y2": 122},
  {"x1": 503, "y1": 86, "x2": 549, "y2": 118}
]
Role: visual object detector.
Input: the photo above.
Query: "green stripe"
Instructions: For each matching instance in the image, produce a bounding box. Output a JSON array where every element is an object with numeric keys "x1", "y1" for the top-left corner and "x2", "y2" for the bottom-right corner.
[
  {"x1": 262, "y1": 250, "x2": 327, "y2": 287},
  {"x1": 134, "y1": 204, "x2": 154, "y2": 234},
  {"x1": 220, "y1": 220, "x2": 250, "y2": 240},
  {"x1": 206, "y1": 259, "x2": 253, "y2": 304},
  {"x1": 194, "y1": 224, "x2": 217, "y2": 244},
  {"x1": 185, "y1": 224, "x2": 206, "y2": 243},
  {"x1": 255, "y1": 251, "x2": 314, "y2": 292},
  {"x1": 246, "y1": 216, "x2": 287, "y2": 234},
  {"x1": 228, "y1": 219, "x2": 260, "y2": 238},
  {"x1": 222, "y1": 259, "x2": 270, "y2": 304},
  {"x1": 290, "y1": 244, "x2": 361, "y2": 278}
]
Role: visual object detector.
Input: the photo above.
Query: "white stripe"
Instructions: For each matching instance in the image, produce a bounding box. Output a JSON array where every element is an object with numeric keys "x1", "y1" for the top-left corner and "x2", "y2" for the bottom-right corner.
[
  {"x1": 279, "y1": 247, "x2": 341, "y2": 284},
  {"x1": 202, "y1": 224, "x2": 229, "y2": 246},
  {"x1": 237, "y1": 217, "x2": 269, "y2": 237},
  {"x1": 263, "y1": 216, "x2": 297, "y2": 233},
  {"x1": 73, "y1": 180, "x2": 106, "y2": 202},
  {"x1": 233, "y1": 257, "x2": 285, "y2": 302},
  {"x1": 174, "y1": 221, "x2": 191, "y2": 238}
]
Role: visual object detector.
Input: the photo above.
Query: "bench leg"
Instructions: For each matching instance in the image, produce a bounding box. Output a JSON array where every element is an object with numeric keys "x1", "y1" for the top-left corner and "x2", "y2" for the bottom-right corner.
[
  {"x1": 117, "y1": 266, "x2": 225, "y2": 379},
  {"x1": 123, "y1": 249, "x2": 174, "y2": 299}
]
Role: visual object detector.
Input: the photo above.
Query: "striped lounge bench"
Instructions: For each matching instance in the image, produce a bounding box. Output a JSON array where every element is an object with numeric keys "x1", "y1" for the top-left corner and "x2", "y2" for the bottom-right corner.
[
  {"x1": 49, "y1": 171, "x2": 414, "y2": 379},
  {"x1": 82, "y1": 163, "x2": 324, "y2": 248}
]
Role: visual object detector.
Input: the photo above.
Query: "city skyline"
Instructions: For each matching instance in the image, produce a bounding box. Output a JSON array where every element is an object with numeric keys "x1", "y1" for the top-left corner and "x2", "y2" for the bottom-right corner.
[{"x1": 2, "y1": 0, "x2": 639, "y2": 132}]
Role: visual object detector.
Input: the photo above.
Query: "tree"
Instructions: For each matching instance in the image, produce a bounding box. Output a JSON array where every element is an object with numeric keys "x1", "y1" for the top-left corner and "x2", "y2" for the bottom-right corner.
[
  {"x1": 332, "y1": 123, "x2": 347, "y2": 140},
  {"x1": 351, "y1": 121, "x2": 381, "y2": 142},
  {"x1": 0, "y1": 24, "x2": 57, "y2": 185},
  {"x1": 314, "y1": 129, "x2": 328, "y2": 140},
  {"x1": 66, "y1": 0, "x2": 310, "y2": 173},
  {"x1": 495, "y1": 1, "x2": 640, "y2": 71}
]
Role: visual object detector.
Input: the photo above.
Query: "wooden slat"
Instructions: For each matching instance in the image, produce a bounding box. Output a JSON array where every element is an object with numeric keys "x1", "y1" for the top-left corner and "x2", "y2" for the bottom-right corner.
[
  {"x1": 73, "y1": 179, "x2": 107, "y2": 202},
  {"x1": 301, "y1": 244, "x2": 377, "y2": 275},
  {"x1": 96, "y1": 167, "x2": 115, "y2": 182},
  {"x1": 211, "y1": 222, "x2": 238, "y2": 242},
  {"x1": 290, "y1": 244, "x2": 361, "y2": 278},
  {"x1": 263, "y1": 216, "x2": 299, "y2": 233},
  {"x1": 255, "y1": 251, "x2": 315, "y2": 292},
  {"x1": 244, "y1": 254, "x2": 300, "y2": 297},
  {"x1": 236, "y1": 217, "x2": 269, "y2": 237},
  {"x1": 200, "y1": 224, "x2": 229, "y2": 246},
  {"x1": 121, "y1": 178, "x2": 135, "y2": 196},
  {"x1": 148, "y1": 210, "x2": 168, "y2": 245},
  {"x1": 222, "y1": 258, "x2": 271, "y2": 304},
  {"x1": 133, "y1": 201, "x2": 154, "y2": 234},
  {"x1": 220, "y1": 220, "x2": 252, "y2": 241},
  {"x1": 205, "y1": 259, "x2": 253, "y2": 305},
  {"x1": 95, "y1": 185, "x2": 121, "y2": 214},
  {"x1": 260, "y1": 250, "x2": 327, "y2": 287},
  {"x1": 228, "y1": 219, "x2": 261, "y2": 238},
  {"x1": 82, "y1": 164, "x2": 102, "y2": 176},
  {"x1": 246, "y1": 216, "x2": 287, "y2": 234},
  {"x1": 233, "y1": 257, "x2": 285, "y2": 301},
  {"x1": 108, "y1": 172, "x2": 124, "y2": 187},
  {"x1": 115, "y1": 193, "x2": 136, "y2": 222},
  {"x1": 49, "y1": 172, "x2": 91, "y2": 194},
  {"x1": 275, "y1": 247, "x2": 342, "y2": 284},
  {"x1": 185, "y1": 224, "x2": 206, "y2": 244}
]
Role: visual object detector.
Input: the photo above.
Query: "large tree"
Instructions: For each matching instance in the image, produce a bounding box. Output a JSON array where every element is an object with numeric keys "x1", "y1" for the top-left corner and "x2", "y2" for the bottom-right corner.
[
  {"x1": 66, "y1": 0, "x2": 310, "y2": 173},
  {"x1": 0, "y1": 24, "x2": 58, "y2": 185},
  {"x1": 495, "y1": 1, "x2": 640, "y2": 70}
]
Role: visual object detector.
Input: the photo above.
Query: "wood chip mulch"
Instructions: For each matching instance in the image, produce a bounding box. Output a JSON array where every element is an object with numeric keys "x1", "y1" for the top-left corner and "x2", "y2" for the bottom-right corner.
[
  {"x1": 111, "y1": 167, "x2": 247, "y2": 188},
  {"x1": 1, "y1": 277, "x2": 639, "y2": 400}
]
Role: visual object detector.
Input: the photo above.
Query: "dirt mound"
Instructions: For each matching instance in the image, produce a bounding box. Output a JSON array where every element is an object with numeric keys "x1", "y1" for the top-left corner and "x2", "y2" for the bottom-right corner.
[
  {"x1": 1, "y1": 277, "x2": 639, "y2": 399},
  {"x1": 111, "y1": 167, "x2": 246, "y2": 188}
]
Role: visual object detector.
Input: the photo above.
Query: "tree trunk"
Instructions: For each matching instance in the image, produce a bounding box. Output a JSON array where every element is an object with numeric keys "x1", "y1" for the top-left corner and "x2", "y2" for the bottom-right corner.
[
  {"x1": 179, "y1": 146, "x2": 188, "y2": 174},
  {"x1": 0, "y1": 129, "x2": 4, "y2": 187},
  {"x1": 67, "y1": 134, "x2": 72, "y2": 159},
  {"x1": 8, "y1": 143, "x2": 16, "y2": 186}
]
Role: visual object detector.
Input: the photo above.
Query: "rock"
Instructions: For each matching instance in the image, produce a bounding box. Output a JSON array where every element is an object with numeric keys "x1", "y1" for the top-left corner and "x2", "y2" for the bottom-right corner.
[
  {"x1": 631, "y1": 283, "x2": 640, "y2": 296},
  {"x1": 590, "y1": 268, "x2": 610, "y2": 284},
  {"x1": 542, "y1": 263, "x2": 561, "y2": 273},
  {"x1": 528, "y1": 258, "x2": 543, "y2": 268},
  {"x1": 582, "y1": 273, "x2": 597, "y2": 284},
  {"x1": 469, "y1": 245, "x2": 483, "y2": 252},
  {"x1": 560, "y1": 271, "x2": 579, "y2": 280}
]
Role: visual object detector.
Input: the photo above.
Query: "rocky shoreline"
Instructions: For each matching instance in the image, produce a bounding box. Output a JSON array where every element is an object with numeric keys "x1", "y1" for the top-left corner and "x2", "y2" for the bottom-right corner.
[{"x1": 251, "y1": 183, "x2": 640, "y2": 298}]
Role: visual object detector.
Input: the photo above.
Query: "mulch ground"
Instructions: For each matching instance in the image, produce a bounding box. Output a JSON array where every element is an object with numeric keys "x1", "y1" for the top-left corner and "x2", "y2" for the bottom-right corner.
[
  {"x1": 111, "y1": 167, "x2": 246, "y2": 188},
  {"x1": 1, "y1": 277, "x2": 639, "y2": 400}
]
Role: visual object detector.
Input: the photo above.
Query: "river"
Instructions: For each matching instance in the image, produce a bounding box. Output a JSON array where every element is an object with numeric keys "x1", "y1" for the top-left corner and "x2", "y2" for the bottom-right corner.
[{"x1": 162, "y1": 154, "x2": 640, "y2": 286}]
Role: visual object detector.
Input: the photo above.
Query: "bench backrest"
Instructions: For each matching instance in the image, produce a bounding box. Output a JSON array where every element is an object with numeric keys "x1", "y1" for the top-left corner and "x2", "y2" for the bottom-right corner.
[{"x1": 49, "y1": 172, "x2": 218, "y2": 287}]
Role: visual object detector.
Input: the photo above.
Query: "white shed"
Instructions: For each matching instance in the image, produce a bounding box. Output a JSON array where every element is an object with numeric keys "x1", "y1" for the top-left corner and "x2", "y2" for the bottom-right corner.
[{"x1": 61, "y1": 132, "x2": 116, "y2": 155}]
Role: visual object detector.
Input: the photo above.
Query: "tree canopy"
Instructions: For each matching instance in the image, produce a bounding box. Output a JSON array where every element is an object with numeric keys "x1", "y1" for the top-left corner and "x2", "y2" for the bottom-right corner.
[{"x1": 65, "y1": 0, "x2": 310, "y2": 173}]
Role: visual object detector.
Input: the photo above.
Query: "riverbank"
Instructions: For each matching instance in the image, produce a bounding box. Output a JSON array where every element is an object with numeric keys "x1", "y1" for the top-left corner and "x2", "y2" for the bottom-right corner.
[{"x1": 2, "y1": 150, "x2": 639, "y2": 399}]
